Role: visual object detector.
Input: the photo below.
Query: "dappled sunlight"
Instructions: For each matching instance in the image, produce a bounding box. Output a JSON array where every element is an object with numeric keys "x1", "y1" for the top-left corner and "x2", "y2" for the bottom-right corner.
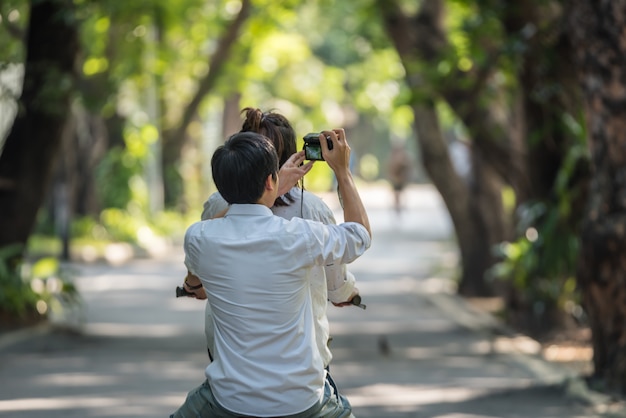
[
  {"x1": 168, "y1": 298, "x2": 208, "y2": 311},
  {"x1": 35, "y1": 372, "x2": 118, "y2": 387},
  {"x1": 77, "y1": 273, "x2": 176, "y2": 292},
  {"x1": 0, "y1": 341, "x2": 206, "y2": 416},
  {"x1": 329, "y1": 320, "x2": 457, "y2": 335},
  {"x1": 494, "y1": 335, "x2": 541, "y2": 355},
  {"x1": 87, "y1": 322, "x2": 197, "y2": 338},
  {"x1": 543, "y1": 344, "x2": 592, "y2": 363},
  {"x1": 0, "y1": 394, "x2": 184, "y2": 415},
  {"x1": 0, "y1": 397, "x2": 122, "y2": 412},
  {"x1": 401, "y1": 341, "x2": 493, "y2": 359},
  {"x1": 103, "y1": 243, "x2": 135, "y2": 265},
  {"x1": 345, "y1": 383, "x2": 490, "y2": 407}
]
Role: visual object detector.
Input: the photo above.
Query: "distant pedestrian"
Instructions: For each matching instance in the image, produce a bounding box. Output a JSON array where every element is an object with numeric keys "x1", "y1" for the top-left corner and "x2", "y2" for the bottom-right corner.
[{"x1": 386, "y1": 143, "x2": 412, "y2": 213}]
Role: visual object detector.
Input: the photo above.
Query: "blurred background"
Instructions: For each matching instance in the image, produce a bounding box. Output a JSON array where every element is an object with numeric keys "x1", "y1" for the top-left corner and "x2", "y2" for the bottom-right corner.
[{"x1": 0, "y1": 0, "x2": 625, "y2": 398}]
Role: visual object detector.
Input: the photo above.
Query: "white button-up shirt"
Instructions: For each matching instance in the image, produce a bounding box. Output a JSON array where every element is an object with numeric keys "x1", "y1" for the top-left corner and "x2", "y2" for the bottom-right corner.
[
  {"x1": 185, "y1": 203, "x2": 370, "y2": 416},
  {"x1": 202, "y1": 188, "x2": 357, "y2": 367}
]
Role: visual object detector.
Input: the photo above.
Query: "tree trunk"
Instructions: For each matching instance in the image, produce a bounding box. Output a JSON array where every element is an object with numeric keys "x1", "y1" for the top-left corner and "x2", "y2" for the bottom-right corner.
[
  {"x1": 161, "y1": 0, "x2": 251, "y2": 209},
  {"x1": 0, "y1": 0, "x2": 79, "y2": 252},
  {"x1": 222, "y1": 93, "x2": 243, "y2": 138},
  {"x1": 413, "y1": 104, "x2": 501, "y2": 296},
  {"x1": 567, "y1": 0, "x2": 626, "y2": 394},
  {"x1": 490, "y1": 2, "x2": 590, "y2": 333},
  {"x1": 378, "y1": 0, "x2": 512, "y2": 296},
  {"x1": 501, "y1": 1, "x2": 583, "y2": 202},
  {"x1": 71, "y1": 15, "x2": 129, "y2": 216}
]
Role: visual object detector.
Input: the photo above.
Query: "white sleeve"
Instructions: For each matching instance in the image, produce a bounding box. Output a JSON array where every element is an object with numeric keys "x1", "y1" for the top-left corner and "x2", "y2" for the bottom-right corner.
[
  {"x1": 201, "y1": 192, "x2": 229, "y2": 220},
  {"x1": 302, "y1": 192, "x2": 362, "y2": 301},
  {"x1": 183, "y1": 222, "x2": 201, "y2": 275},
  {"x1": 327, "y1": 267, "x2": 357, "y2": 303},
  {"x1": 308, "y1": 221, "x2": 371, "y2": 268}
]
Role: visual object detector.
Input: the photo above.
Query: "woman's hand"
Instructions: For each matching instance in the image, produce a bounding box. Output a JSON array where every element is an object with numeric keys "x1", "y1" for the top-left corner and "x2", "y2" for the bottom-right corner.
[
  {"x1": 278, "y1": 150, "x2": 314, "y2": 196},
  {"x1": 332, "y1": 288, "x2": 360, "y2": 308},
  {"x1": 183, "y1": 272, "x2": 207, "y2": 300}
]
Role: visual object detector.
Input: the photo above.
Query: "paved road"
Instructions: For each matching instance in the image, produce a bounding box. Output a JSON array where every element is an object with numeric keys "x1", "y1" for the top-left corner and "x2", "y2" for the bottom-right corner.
[{"x1": 0, "y1": 184, "x2": 619, "y2": 417}]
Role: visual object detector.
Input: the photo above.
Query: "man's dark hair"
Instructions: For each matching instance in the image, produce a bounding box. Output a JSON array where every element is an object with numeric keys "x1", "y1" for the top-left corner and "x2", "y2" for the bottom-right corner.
[{"x1": 212, "y1": 132, "x2": 279, "y2": 204}]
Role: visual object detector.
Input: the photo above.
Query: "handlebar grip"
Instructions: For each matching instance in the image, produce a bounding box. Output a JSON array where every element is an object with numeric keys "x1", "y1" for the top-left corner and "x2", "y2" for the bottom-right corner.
[
  {"x1": 351, "y1": 295, "x2": 366, "y2": 310},
  {"x1": 175, "y1": 286, "x2": 194, "y2": 298}
]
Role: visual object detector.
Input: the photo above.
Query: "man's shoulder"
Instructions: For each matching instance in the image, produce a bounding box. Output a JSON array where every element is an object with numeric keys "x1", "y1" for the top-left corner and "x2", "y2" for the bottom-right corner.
[
  {"x1": 275, "y1": 213, "x2": 322, "y2": 235},
  {"x1": 185, "y1": 220, "x2": 205, "y2": 235},
  {"x1": 183, "y1": 221, "x2": 205, "y2": 248}
]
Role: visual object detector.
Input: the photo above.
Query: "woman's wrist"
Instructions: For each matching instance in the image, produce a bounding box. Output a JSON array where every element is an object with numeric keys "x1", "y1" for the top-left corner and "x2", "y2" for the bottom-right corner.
[{"x1": 184, "y1": 273, "x2": 203, "y2": 289}]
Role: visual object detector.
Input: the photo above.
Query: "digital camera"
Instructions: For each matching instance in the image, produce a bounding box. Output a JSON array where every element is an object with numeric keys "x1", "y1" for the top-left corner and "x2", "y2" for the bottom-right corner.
[{"x1": 303, "y1": 133, "x2": 333, "y2": 161}]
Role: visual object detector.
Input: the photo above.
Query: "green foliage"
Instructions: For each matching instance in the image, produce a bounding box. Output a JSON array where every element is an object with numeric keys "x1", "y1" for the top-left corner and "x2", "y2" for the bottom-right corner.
[
  {"x1": 152, "y1": 210, "x2": 195, "y2": 238},
  {"x1": 68, "y1": 208, "x2": 192, "y2": 255},
  {"x1": 73, "y1": 209, "x2": 161, "y2": 245},
  {"x1": 70, "y1": 0, "x2": 419, "y2": 200},
  {"x1": 489, "y1": 140, "x2": 589, "y2": 320},
  {"x1": 490, "y1": 202, "x2": 580, "y2": 312},
  {"x1": 0, "y1": 244, "x2": 38, "y2": 319},
  {"x1": 26, "y1": 234, "x2": 62, "y2": 256},
  {"x1": 95, "y1": 147, "x2": 136, "y2": 209},
  {"x1": 0, "y1": 245, "x2": 79, "y2": 324},
  {"x1": 95, "y1": 122, "x2": 158, "y2": 210},
  {"x1": 27, "y1": 257, "x2": 81, "y2": 322},
  {"x1": 99, "y1": 208, "x2": 146, "y2": 242},
  {"x1": 0, "y1": 1, "x2": 28, "y2": 64}
]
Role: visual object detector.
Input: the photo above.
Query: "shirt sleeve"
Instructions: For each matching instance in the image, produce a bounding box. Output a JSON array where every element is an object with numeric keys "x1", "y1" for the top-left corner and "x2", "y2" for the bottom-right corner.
[
  {"x1": 183, "y1": 222, "x2": 201, "y2": 275},
  {"x1": 201, "y1": 192, "x2": 229, "y2": 221},
  {"x1": 326, "y1": 266, "x2": 356, "y2": 303},
  {"x1": 302, "y1": 191, "x2": 361, "y2": 301},
  {"x1": 307, "y1": 221, "x2": 371, "y2": 268}
]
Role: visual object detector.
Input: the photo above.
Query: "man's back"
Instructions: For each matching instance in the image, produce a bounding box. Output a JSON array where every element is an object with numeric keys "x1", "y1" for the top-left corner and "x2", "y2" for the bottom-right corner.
[
  {"x1": 185, "y1": 203, "x2": 369, "y2": 416},
  {"x1": 202, "y1": 188, "x2": 357, "y2": 367}
]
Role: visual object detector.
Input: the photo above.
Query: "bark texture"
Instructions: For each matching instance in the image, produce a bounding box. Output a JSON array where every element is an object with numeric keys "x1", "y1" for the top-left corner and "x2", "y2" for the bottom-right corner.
[
  {"x1": 0, "y1": 0, "x2": 79, "y2": 251},
  {"x1": 567, "y1": 0, "x2": 626, "y2": 393}
]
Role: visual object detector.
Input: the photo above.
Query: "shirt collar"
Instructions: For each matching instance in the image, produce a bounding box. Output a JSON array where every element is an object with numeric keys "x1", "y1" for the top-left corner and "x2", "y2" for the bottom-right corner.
[{"x1": 226, "y1": 204, "x2": 273, "y2": 217}]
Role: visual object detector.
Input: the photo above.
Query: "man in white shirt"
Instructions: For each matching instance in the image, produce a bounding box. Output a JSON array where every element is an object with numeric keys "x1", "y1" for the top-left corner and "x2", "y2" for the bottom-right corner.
[
  {"x1": 199, "y1": 107, "x2": 360, "y2": 374},
  {"x1": 170, "y1": 129, "x2": 371, "y2": 418},
  {"x1": 201, "y1": 183, "x2": 359, "y2": 368}
]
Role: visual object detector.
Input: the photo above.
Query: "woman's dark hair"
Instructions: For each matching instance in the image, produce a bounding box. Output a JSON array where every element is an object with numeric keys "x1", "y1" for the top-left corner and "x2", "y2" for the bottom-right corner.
[
  {"x1": 240, "y1": 107, "x2": 298, "y2": 206},
  {"x1": 211, "y1": 132, "x2": 278, "y2": 205}
]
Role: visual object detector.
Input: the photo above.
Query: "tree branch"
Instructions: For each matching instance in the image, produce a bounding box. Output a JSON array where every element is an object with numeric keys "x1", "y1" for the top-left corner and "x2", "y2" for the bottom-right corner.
[{"x1": 167, "y1": 0, "x2": 251, "y2": 146}]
